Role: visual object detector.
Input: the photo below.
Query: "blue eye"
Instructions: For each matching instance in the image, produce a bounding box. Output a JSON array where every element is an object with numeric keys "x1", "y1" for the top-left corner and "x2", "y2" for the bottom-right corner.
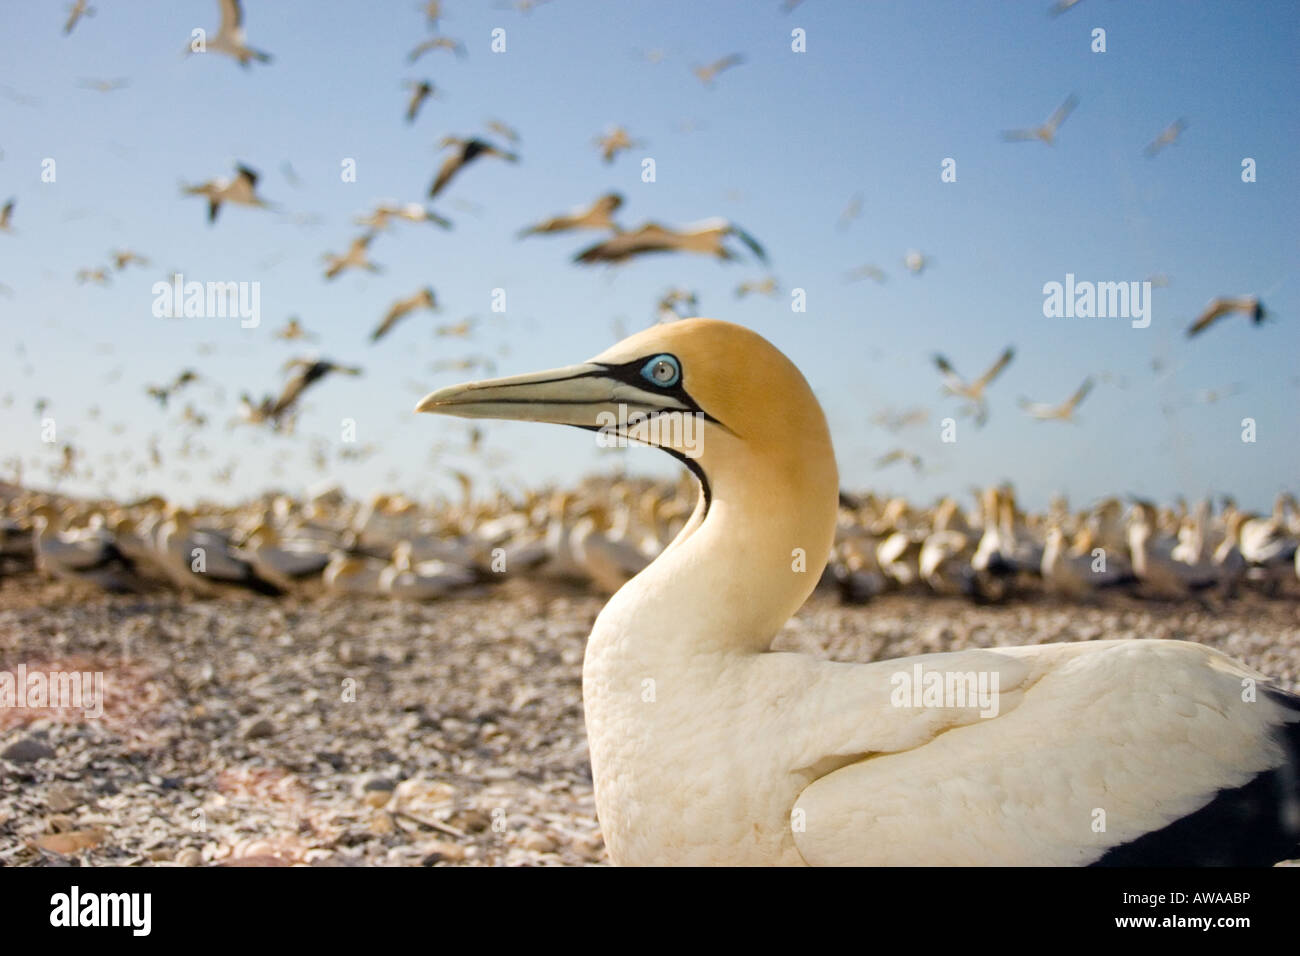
[{"x1": 640, "y1": 354, "x2": 680, "y2": 388}]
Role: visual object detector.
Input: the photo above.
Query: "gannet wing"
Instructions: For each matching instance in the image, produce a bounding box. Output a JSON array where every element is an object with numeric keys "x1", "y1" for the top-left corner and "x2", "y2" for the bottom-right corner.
[{"x1": 790, "y1": 640, "x2": 1300, "y2": 866}]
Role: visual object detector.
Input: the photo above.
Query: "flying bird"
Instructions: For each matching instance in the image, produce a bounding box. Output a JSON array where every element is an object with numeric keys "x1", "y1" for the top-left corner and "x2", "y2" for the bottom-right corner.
[
  {"x1": 404, "y1": 80, "x2": 437, "y2": 123},
  {"x1": 735, "y1": 277, "x2": 779, "y2": 299},
  {"x1": 574, "y1": 218, "x2": 766, "y2": 265},
  {"x1": 0, "y1": 199, "x2": 14, "y2": 233},
  {"x1": 1186, "y1": 296, "x2": 1267, "y2": 337},
  {"x1": 182, "y1": 164, "x2": 272, "y2": 223},
  {"x1": 355, "y1": 202, "x2": 451, "y2": 231},
  {"x1": 259, "y1": 359, "x2": 362, "y2": 427},
  {"x1": 429, "y1": 137, "x2": 519, "y2": 198},
  {"x1": 76, "y1": 267, "x2": 110, "y2": 285},
  {"x1": 693, "y1": 53, "x2": 744, "y2": 86},
  {"x1": 409, "y1": 34, "x2": 466, "y2": 61},
  {"x1": 323, "y1": 233, "x2": 383, "y2": 280},
  {"x1": 518, "y1": 193, "x2": 623, "y2": 238},
  {"x1": 485, "y1": 119, "x2": 520, "y2": 144},
  {"x1": 932, "y1": 346, "x2": 1015, "y2": 426},
  {"x1": 837, "y1": 194, "x2": 863, "y2": 230},
  {"x1": 1047, "y1": 0, "x2": 1085, "y2": 15},
  {"x1": 272, "y1": 317, "x2": 316, "y2": 341},
  {"x1": 1001, "y1": 94, "x2": 1078, "y2": 145},
  {"x1": 657, "y1": 288, "x2": 698, "y2": 323},
  {"x1": 372, "y1": 287, "x2": 438, "y2": 343},
  {"x1": 845, "y1": 264, "x2": 887, "y2": 284},
  {"x1": 145, "y1": 369, "x2": 200, "y2": 408},
  {"x1": 1144, "y1": 118, "x2": 1187, "y2": 157},
  {"x1": 111, "y1": 249, "x2": 150, "y2": 270},
  {"x1": 64, "y1": 0, "x2": 95, "y2": 35},
  {"x1": 187, "y1": 0, "x2": 272, "y2": 67},
  {"x1": 874, "y1": 449, "x2": 923, "y2": 472},
  {"x1": 595, "y1": 126, "x2": 643, "y2": 163},
  {"x1": 903, "y1": 250, "x2": 931, "y2": 275},
  {"x1": 1018, "y1": 377, "x2": 1094, "y2": 422},
  {"x1": 413, "y1": 317, "x2": 1300, "y2": 866},
  {"x1": 77, "y1": 77, "x2": 128, "y2": 92}
]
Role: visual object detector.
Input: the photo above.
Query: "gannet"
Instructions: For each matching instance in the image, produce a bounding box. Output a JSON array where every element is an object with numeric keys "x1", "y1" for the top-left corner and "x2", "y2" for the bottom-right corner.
[
  {"x1": 1185, "y1": 295, "x2": 1267, "y2": 337},
  {"x1": 371, "y1": 287, "x2": 438, "y2": 343},
  {"x1": 0, "y1": 199, "x2": 12, "y2": 232},
  {"x1": 111, "y1": 249, "x2": 149, "y2": 270},
  {"x1": 323, "y1": 233, "x2": 382, "y2": 280},
  {"x1": 517, "y1": 193, "x2": 624, "y2": 238},
  {"x1": 574, "y1": 218, "x2": 766, "y2": 265},
  {"x1": 932, "y1": 346, "x2": 1014, "y2": 426},
  {"x1": 354, "y1": 202, "x2": 451, "y2": 232},
  {"x1": 64, "y1": 0, "x2": 95, "y2": 35},
  {"x1": 404, "y1": 80, "x2": 437, "y2": 123},
  {"x1": 408, "y1": 34, "x2": 466, "y2": 62},
  {"x1": 1001, "y1": 93, "x2": 1078, "y2": 145},
  {"x1": 242, "y1": 358, "x2": 362, "y2": 430},
  {"x1": 183, "y1": 164, "x2": 271, "y2": 223},
  {"x1": 594, "y1": 126, "x2": 642, "y2": 164},
  {"x1": 429, "y1": 137, "x2": 518, "y2": 198},
  {"x1": 1144, "y1": 118, "x2": 1187, "y2": 157},
  {"x1": 77, "y1": 77, "x2": 129, "y2": 93},
  {"x1": 187, "y1": 0, "x2": 272, "y2": 68},
  {"x1": 845, "y1": 263, "x2": 887, "y2": 283},
  {"x1": 416, "y1": 317, "x2": 1300, "y2": 865},
  {"x1": 272, "y1": 317, "x2": 316, "y2": 341},
  {"x1": 692, "y1": 53, "x2": 744, "y2": 86},
  {"x1": 735, "y1": 277, "x2": 779, "y2": 299},
  {"x1": 1017, "y1": 376, "x2": 1093, "y2": 422}
]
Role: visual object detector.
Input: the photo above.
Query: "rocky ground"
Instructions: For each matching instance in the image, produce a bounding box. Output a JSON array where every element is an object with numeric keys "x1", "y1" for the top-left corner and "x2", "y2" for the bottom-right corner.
[{"x1": 1, "y1": 572, "x2": 1297, "y2": 866}]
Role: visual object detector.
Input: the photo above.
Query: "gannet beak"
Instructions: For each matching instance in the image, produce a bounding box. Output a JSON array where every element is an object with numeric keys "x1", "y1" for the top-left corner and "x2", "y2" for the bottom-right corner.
[{"x1": 414, "y1": 362, "x2": 692, "y2": 429}]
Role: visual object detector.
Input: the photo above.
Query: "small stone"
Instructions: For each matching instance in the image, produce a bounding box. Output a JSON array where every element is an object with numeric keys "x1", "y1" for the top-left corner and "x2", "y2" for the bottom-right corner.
[
  {"x1": 45, "y1": 784, "x2": 84, "y2": 812},
  {"x1": 369, "y1": 811, "x2": 396, "y2": 835},
  {"x1": 2, "y1": 736, "x2": 55, "y2": 763},
  {"x1": 176, "y1": 847, "x2": 203, "y2": 867},
  {"x1": 419, "y1": 840, "x2": 466, "y2": 864},
  {"x1": 241, "y1": 717, "x2": 275, "y2": 740},
  {"x1": 519, "y1": 830, "x2": 556, "y2": 853},
  {"x1": 34, "y1": 829, "x2": 103, "y2": 855}
]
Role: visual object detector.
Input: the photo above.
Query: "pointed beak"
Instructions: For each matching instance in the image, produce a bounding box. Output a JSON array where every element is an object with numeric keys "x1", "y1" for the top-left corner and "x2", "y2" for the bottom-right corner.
[{"x1": 415, "y1": 362, "x2": 622, "y2": 426}]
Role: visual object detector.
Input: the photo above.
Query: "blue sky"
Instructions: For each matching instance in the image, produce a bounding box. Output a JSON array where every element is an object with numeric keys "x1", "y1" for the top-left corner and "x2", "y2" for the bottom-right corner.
[{"x1": 1, "y1": 0, "x2": 1296, "y2": 510}]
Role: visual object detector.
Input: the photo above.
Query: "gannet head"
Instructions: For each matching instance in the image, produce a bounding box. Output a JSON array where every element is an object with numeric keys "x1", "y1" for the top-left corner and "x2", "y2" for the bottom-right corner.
[{"x1": 415, "y1": 318, "x2": 838, "y2": 511}]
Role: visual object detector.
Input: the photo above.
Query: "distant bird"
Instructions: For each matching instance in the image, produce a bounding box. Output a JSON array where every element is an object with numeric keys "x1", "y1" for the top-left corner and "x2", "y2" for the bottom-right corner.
[
  {"x1": 435, "y1": 317, "x2": 477, "y2": 338},
  {"x1": 77, "y1": 77, "x2": 128, "y2": 92},
  {"x1": 574, "y1": 218, "x2": 766, "y2": 265},
  {"x1": 76, "y1": 267, "x2": 110, "y2": 285},
  {"x1": 64, "y1": 0, "x2": 95, "y2": 35},
  {"x1": 111, "y1": 249, "x2": 150, "y2": 270},
  {"x1": 693, "y1": 53, "x2": 744, "y2": 86},
  {"x1": 837, "y1": 194, "x2": 863, "y2": 230},
  {"x1": 657, "y1": 288, "x2": 698, "y2": 323},
  {"x1": 903, "y1": 250, "x2": 931, "y2": 275},
  {"x1": 409, "y1": 34, "x2": 466, "y2": 61},
  {"x1": 1001, "y1": 94, "x2": 1078, "y2": 145},
  {"x1": 933, "y1": 347, "x2": 1015, "y2": 426},
  {"x1": 0, "y1": 199, "x2": 14, "y2": 233},
  {"x1": 871, "y1": 407, "x2": 929, "y2": 432},
  {"x1": 372, "y1": 287, "x2": 438, "y2": 342},
  {"x1": 404, "y1": 80, "x2": 437, "y2": 123},
  {"x1": 188, "y1": 0, "x2": 272, "y2": 67},
  {"x1": 1186, "y1": 296, "x2": 1267, "y2": 338},
  {"x1": 355, "y1": 202, "x2": 451, "y2": 231},
  {"x1": 421, "y1": 1, "x2": 443, "y2": 28},
  {"x1": 1144, "y1": 118, "x2": 1187, "y2": 157},
  {"x1": 518, "y1": 193, "x2": 623, "y2": 238},
  {"x1": 735, "y1": 277, "x2": 779, "y2": 298},
  {"x1": 182, "y1": 164, "x2": 271, "y2": 223},
  {"x1": 323, "y1": 233, "x2": 382, "y2": 280},
  {"x1": 846, "y1": 263, "x2": 887, "y2": 283},
  {"x1": 1018, "y1": 377, "x2": 1094, "y2": 422},
  {"x1": 145, "y1": 369, "x2": 199, "y2": 408},
  {"x1": 266, "y1": 359, "x2": 362, "y2": 424},
  {"x1": 1047, "y1": 0, "x2": 1084, "y2": 15},
  {"x1": 272, "y1": 317, "x2": 316, "y2": 341},
  {"x1": 485, "y1": 119, "x2": 521, "y2": 144},
  {"x1": 874, "y1": 449, "x2": 923, "y2": 472},
  {"x1": 429, "y1": 137, "x2": 519, "y2": 198},
  {"x1": 595, "y1": 126, "x2": 642, "y2": 163}
]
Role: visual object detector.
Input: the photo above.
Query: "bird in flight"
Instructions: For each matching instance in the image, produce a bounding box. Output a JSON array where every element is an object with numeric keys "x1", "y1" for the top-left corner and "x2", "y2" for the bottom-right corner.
[
  {"x1": 64, "y1": 0, "x2": 95, "y2": 35},
  {"x1": 1185, "y1": 296, "x2": 1267, "y2": 338},
  {"x1": 595, "y1": 126, "x2": 643, "y2": 163},
  {"x1": 272, "y1": 317, "x2": 316, "y2": 342},
  {"x1": 404, "y1": 80, "x2": 437, "y2": 123},
  {"x1": 0, "y1": 199, "x2": 14, "y2": 233},
  {"x1": 182, "y1": 164, "x2": 272, "y2": 223},
  {"x1": 244, "y1": 359, "x2": 363, "y2": 430},
  {"x1": 111, "y1": 249, "x2": 149, "y2": 270},
  {"x1": 874, "y1": 448, "x2": 923, "y2": 472},
  {"x1": 1001, "y1": 94, "x2": 1078, "y2": 145},
  {"x1": 429, "y1": 137, "x2": 519, "y2": 198},
  {"x1": 354, "y1": 201, "x2": 451, "y2": 232},
  {"x1": 932, "y1": 346, "x2": 1015, "y2": 426},
  {"x1": 518, "y1": 193, "x2": 623, "y2": 238},
  {"x1": 1144, "y1": 118, "x2": 1187, "y2": 157},
  {"x1": 323, "y1": 234, "x2": 383, "y2": 280},
  {"x1": 736, "y1": 277, "x2": 779, "y2": 299},
  {"x1": 371, "y1": 287, "x2": 438, "y2": 343},
  {"x1": 575, "y1": 218, "x2": 766, "y2": 265},
  {"x1": 1018, "y1": 377, "x2": 1094, "y2": 423},
  {"x1": 409, "y1": 34, "x2": 466, "y2": 62},
  {"x1": 146, "y1": 369, "x2": 200, "y2": 408},
  {"x1": 693, "y1": 53, "x2": 744, "y2": 86},
  {"x1": 845, "y1": 263, "x2": 887, "y2": 284},
  {"x1": 187, "y1": 0, "x2": 272, "y2": 68},
  {"x1": 77, "y1": 77, "x2": 128, "y2": 93}
]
